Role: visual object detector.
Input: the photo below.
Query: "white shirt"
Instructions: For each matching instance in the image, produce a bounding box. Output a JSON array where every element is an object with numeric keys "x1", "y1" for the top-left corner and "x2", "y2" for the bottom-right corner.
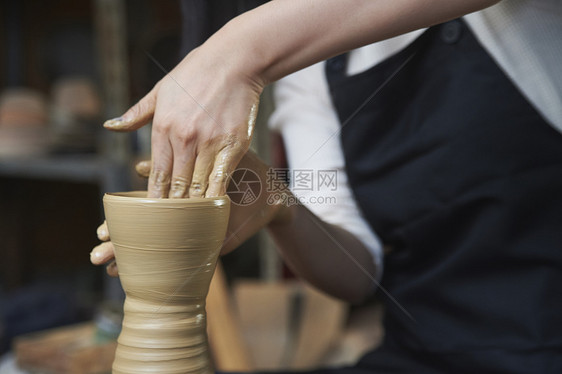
[{"x1": 269, "y1": 1, "x2": 562, "y2": 278}]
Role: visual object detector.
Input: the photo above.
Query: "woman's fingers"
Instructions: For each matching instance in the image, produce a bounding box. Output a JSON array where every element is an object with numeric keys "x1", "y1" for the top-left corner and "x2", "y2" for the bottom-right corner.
[
  {"x1": 206, "y1": 144, "x2": 242, "y2": 197},
  {"x1": 133, "y1": 133, "x2": 250, "y2": 199},
  {"x1": 148, "y1": 132, "x2": 173, "y2": 198},
  {"x1": 103, "y1": 86, "x2": 158, "y2": 132},
  {"x1": 97, "y1": 221, "x2": 109, "y2": 241},
  {"x1": 189, "y1": 148, "x2": 216, "y2": 198},
  {"x1": 106, "y1": 261, "x2": 119, "y2": 277},
  {"x1": 206, "y1": 102, "x2": 258, "y2": 197},
  {"x1": 90, "y1": 241, "x2": 115, "y2": 265},
  {"x1": 91, "y1": 239, "x2": 119, "y2": 277},
  {"x1": 141, "y1": 137, "x2": 250, "y2": 198},
  {"x1": 169, "y1": 144, "x2": 196, "y2": 198},
  {"x1": 135, "y1": 160, "x2": 152, "y2": 178}
]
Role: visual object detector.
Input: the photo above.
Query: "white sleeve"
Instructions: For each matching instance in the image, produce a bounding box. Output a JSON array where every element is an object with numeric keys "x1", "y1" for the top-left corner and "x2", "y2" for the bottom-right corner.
[
  {"x1": 268, "y1": 61, "x2": 384, "y2": 280},
  {"x1": 464, "y1": 2, "x2": 562, "y2": 133}
]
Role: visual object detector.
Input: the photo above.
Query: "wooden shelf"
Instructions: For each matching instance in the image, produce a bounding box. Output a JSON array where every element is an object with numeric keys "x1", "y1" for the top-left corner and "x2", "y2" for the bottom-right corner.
[{"x1": 0, "y1": 154, "x2": 128, "y2": 192}]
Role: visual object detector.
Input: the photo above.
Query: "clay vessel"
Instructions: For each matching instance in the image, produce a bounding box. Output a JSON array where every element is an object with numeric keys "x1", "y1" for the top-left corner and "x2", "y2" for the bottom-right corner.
[{"x1": 103, "y1": 192, "x2": 230, "y2": 374}]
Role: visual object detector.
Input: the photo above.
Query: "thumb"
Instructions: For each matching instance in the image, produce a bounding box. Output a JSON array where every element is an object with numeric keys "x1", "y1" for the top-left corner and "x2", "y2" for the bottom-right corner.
[
  {"x1": 135, "y1": 160, "x2": 151, "y2": 178},
  {"x1": 103, "y1": 86, "x2": 157, "y2": 132}
]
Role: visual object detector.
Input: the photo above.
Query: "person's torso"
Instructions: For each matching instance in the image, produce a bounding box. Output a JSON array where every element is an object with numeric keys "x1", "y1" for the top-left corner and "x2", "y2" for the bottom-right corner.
[{"x1": 326, "y1": 19, "x2": 562, "y2": 373}]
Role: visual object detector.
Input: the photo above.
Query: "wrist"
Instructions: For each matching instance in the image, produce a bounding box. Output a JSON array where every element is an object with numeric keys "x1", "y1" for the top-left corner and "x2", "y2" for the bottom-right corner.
[{"x1": 201, "y1": 16, "x2": 269, "y2": 90}]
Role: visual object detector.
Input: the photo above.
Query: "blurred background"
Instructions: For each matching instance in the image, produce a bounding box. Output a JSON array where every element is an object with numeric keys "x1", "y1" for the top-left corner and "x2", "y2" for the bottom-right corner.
[{"x1": 0, "y1": 1, "x2": 380, "y2": 372}]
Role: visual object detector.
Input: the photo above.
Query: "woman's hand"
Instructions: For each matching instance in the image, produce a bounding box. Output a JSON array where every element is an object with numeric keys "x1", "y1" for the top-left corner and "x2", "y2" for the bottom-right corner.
[
  {"x1": 104, "y1": 47, "x2": 262, "y2": 199},
  {"x1": 90, "y1": 221, "x2": 119, "y2": 277}
]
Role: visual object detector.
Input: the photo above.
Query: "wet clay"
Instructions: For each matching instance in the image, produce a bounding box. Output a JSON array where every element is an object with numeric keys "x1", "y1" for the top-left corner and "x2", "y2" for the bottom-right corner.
[{"x1": 103, "y1": 192, "x2": 230, "y2": 374}]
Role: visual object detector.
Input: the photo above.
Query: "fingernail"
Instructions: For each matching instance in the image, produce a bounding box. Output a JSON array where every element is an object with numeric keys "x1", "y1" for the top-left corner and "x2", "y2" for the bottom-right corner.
[
  {"x1": 135, "y1": 160, "x2": 151, "y2": 177},
  {"x1": 97, "y1": 227, "x2": 107, "y2": 238},
  {"x1": 103, "y1": 117, "x2": 128, "y2": 128},
  {"x1": 137, "y1": 160, "x2": 151, "y2": 168},
  {"x1": 90, "y1": 250, "x2": 103, "y2": 261}
]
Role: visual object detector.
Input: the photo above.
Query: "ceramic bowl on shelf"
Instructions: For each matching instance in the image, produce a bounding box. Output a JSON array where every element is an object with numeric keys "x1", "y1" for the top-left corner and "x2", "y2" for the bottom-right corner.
[{"x1": 0, "y1": 88, "x2": 50, "y2": 157}]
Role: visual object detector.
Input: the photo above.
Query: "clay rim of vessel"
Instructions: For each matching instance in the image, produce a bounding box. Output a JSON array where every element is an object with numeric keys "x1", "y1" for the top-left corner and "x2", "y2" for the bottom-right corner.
[{"x1": 104, "y1": 191, "x2": 229, "y2": 206}]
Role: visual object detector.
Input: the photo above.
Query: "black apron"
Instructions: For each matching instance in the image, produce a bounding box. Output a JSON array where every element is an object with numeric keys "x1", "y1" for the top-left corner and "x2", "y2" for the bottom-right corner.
[{"x1": 323, "y1": 19, "x2": 562, "y2": 373}]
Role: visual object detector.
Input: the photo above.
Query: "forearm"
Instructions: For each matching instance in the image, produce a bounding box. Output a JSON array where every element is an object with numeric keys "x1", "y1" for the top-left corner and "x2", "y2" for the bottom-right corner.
[
  {"x1": 208, "y1": 0, "x2": 500, "y2": 85},
  {"x1": 224, "y1": 152, "x2": 377, "y2": 304},
  {"x1": 268, "y1": 203, "x2": 377, "y2": 304}
]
